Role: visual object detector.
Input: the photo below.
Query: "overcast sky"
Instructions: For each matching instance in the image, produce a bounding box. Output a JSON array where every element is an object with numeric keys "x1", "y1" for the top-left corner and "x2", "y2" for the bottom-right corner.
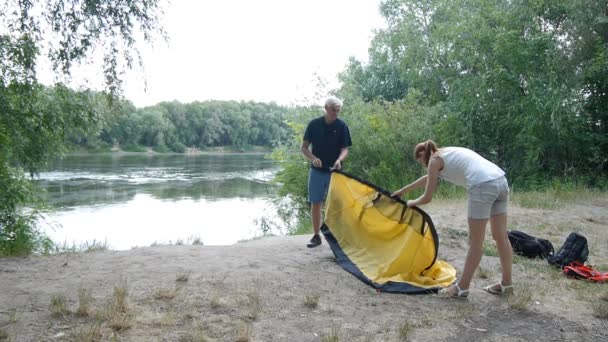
[{"x1": 114, "y1": 0, "x2": 385, "y2": 108}]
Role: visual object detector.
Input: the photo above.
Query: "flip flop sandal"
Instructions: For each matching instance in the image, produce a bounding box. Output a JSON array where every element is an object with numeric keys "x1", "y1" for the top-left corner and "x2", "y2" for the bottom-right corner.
[
  {"x1": 484, "y1": 281, "x2": 513, "y2": 295},
  {"x1": 438, "y1": 283, "x2": 469, "y2": 299}
]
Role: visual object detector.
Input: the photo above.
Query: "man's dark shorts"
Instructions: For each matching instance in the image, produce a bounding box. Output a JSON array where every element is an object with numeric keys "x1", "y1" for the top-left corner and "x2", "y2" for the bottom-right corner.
[{"x1": 308, "y1": 168, "x2": 331, "y2": 203}]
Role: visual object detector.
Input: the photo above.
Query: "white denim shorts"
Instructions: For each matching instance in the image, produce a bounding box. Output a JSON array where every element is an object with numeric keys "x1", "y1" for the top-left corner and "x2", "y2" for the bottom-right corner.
[{"x1": 467, "y1": 176, "x2": 509, "y2": 219}]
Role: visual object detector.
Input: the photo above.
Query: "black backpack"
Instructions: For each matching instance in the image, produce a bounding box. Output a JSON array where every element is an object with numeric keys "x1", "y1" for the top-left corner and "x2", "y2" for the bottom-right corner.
[
  {"x1": 508, "y1": 230, "x2": 554, "y2": 259},
  {"x1": 547, "y1": 232, "x2": 589, "y2": 268}
]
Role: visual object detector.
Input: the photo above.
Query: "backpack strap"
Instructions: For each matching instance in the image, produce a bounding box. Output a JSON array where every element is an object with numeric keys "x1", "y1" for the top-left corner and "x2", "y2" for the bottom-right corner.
[
  {"x1": 563, "y1": 262, "x2": 594, "y2": 279},
  {"x1": 563, "y1": 262, "x2": 608, "y2": 282}
]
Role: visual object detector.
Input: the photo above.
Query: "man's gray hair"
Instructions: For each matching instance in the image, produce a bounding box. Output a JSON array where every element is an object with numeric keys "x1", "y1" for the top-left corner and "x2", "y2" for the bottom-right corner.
[{"x1": 324, "y1": 96, "x2": 343, "y2": 108}]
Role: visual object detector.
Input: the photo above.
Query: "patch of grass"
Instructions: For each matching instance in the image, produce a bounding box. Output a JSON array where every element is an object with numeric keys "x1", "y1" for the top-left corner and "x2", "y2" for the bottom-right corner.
[
  {"x1": 235, "y1": 323, "x2": 252, "y2": 342},
  {"x1": 512, "y1": 192, "x2": 561, "y2": 209},
  {"x1": 50, "y1": 294, "x2": 70, "y2": 317},
  {"x1": 111, "y1": 280, "x2": 129, "y2": 313},
  {"x1": 0, "y1": 329, "x2": 8, "y2": 341},
  {"x1": 77, "y1": 288, "x2": 93, "y2": 317},
  {"x1": 122, "y1": 144, "x2": 147, "y2": 152},
  {"x1": 398, "y1": 320, "x2": 413, "y2": 340},
  {"x1": 53, "y1": 239, "x2": 109, "y2": 254},
  {"x1": 189, "y1": 235, "x2": 203, "y2": 245},
  {"x1": 418, "y1": 315, "x2": 434, "y2": 328},
  {"x1": 154, "y1": 287, "x2": 179, "y2": 300},
  {"x1": 176, "y1": 271, "x2": 191, "y2": 283},
  {"x1": 482, "y1": 241, "x2": 498, "y2": 256},
  {"x1": 180, "y1": 328, "x2": 210, "y2": 342},
  {"x1": 304, "y1": 294, "x2": 320, "y2": 309},
  {"x1": 592, "y1": 302, "x2": 608, "y2": 319},
  {"x1": 71, "y1": 323, "x2": 103, "y2": 342},
  {"x1": 105, "y1": 279, "x2": 132, "y2": 332},
  {"x1": 592, "y1": 291, "x2": 608, "y2": 319},
  {"x1": 289, "y1": 217, "x2": 313, "y2": 236},
  {"x1": 246, "y1": 287, "x2": 261, "y2": 321},
  {"x1": 108, "y1": 313, "x2": 132, "y2": 331},
  {"x1": 321, "y1": 327, "x2": 340, "y2": 342},
  {"x1": 507, "y1": 286, "x2": 533, "y2": 311},
  {"x1": 152, "y1": 312, "x2": 177, "y2": 327},
  {"x1": 8, "y1": 309, "x2": 17, "y2": 323},
  {"x1": 442, "y1": 227, "x2": 468, "y2": 239},
  {"x1": 210, "y1": 294, "x2": 223, "y2": 310},
  {"x1": 475, "y1": 263, "x2": 493, "y2": 279}
]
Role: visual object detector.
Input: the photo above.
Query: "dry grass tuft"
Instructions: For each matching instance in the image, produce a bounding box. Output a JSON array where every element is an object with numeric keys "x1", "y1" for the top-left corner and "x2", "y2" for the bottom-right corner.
[
  {"x1": 179, "y1": 328, "x2": 210, "y2": 342},
  {"x1": 176, "y1": 271, "x2": 191, "y2": 283},
  {"x1": 71, "y1": 323, "x2": 103, "y2": 342},
  {"x1": 246, "y1": 287, "x2": 262, "y2": 320},
  {"x1": 77, "y1": 288, "x2": 93, "y2": 317},
  {"x1": 482, "y1": 241, "x2": 498, "y2": 256},
  {"x1": 152, "y1": 312, "x2": 177, "y2": 327},
  {"x1": 153, "y1": 287, "x2": 179, "y2": 300},
  {"x1": 476, "y1": 263, "x2": 492, "y2": 279},
  {"x1": 50, "y1": 294, "x2": 70, "y2": 317},
  {"x1": 321, "y1": 327, "x2": 340, "y2": 342},
  {"x1": 398, "y1": 320, "x2": 413, "y2": 340},
  {"x1": 235, "y1": 322, "x2": 252, "y2": 342},
  {"x1": 108, "y1": 313, "x2": 133, "y2": 331},
  {"x1": 593, "y1": 292, "x2": 608, "y2": 319},
  {"x1": 111, "y1": 280, "x2": 129, "y2": 313},
  {"x1": 8, "y1": 309, "x2": 17, "y2": 324},
  {"x1": 304, "y1": 294, "x2": 320, "y2": 309},
  {"x1": 209, "y1": 294, "x2": 224, "y2": 310},
  {"x1": 104, "y1": 278, "x2": 133, "y2": 331},
  {"x1": 507, "y1": 286, "x2": 533, "y2": 311}
]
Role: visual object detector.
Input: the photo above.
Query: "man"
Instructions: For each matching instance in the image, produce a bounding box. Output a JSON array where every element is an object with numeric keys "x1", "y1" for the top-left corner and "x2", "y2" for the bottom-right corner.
[{"x1": 301, "y1": 96, "x2": 352, "y2": 248}]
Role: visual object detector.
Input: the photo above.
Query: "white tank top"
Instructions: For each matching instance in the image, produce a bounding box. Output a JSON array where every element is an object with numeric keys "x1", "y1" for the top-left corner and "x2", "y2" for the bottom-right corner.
[{"x1": 437, "y1": 147, "x2": 505, "y2": 189}]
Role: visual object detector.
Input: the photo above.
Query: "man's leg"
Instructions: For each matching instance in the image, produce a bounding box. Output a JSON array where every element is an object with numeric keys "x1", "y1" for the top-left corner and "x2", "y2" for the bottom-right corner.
[
  {"x1": 307, "y1": 168, "x2": 330, "y2": 248},
  {"x1": 311, "y1": 202, "x2": 323, "y2": 235},
  {"x1": 307, "y1": 201, "x2": 323, "y2": 248}
]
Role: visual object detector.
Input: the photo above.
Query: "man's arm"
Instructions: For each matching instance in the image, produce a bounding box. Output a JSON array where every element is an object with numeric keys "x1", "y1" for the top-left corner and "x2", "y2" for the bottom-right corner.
[
  {"x1": 332, "y1": 147, "x2": 349, "y2": 170},
  {"x1": 301, "y1": 140, "x2": 322, "y2": 168}
]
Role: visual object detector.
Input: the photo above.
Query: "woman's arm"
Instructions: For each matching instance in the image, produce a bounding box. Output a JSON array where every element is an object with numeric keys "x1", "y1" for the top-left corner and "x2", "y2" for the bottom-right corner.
[
  {"x1": 406, "y1": 156, "x2": 442, "y2": 207},
  {"x1": 391, "y1": 175, "x2": 428, "y2": 197}
]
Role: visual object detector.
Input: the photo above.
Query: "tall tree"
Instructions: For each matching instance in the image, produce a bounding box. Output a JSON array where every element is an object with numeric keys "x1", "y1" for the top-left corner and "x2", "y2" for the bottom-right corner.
[{"x1": 0, "y1": 0, "x2": 164, "y2": 255}]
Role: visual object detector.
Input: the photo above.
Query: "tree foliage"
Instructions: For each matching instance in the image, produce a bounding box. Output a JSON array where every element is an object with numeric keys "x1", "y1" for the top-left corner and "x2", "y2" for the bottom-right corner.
[
  {"x1": 68, "y1": 100, "x2": 292, "y2": 152},
  {"x1": 0, "y1": 0, "x2": 163, "y2": 255},
  {"x1": 275, "y1": 0, "x2": 608, "y2": 224},
  {"x1": 336, "y1": 0, "x2": 607, "y2": 185}
]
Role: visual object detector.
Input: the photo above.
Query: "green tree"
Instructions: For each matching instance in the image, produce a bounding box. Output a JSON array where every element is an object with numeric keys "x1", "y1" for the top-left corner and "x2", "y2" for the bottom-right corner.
[{"x1": 0, "y1": 0, "x2": 163, "y2": 255}]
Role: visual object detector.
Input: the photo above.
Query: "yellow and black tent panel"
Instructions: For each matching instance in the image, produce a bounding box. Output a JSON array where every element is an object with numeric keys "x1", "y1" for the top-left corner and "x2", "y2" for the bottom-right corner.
[{"x1": 321, "y1": 171, "x2": 457, "y2": 294}]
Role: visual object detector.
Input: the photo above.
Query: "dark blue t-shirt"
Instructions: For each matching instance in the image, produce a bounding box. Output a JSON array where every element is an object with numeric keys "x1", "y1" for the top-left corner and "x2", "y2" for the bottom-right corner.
[{"x1": 303, "y1": 116, "x2": 352, "y2": 171}]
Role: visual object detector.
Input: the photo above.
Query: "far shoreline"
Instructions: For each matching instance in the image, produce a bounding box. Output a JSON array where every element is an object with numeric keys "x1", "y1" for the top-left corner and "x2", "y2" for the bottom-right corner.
[{"x1": 65, "y1": 146, "x2": 274, "y2": 156}]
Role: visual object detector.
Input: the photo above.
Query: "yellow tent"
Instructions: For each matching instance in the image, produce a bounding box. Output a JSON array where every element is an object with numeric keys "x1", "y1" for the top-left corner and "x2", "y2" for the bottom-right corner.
[{"x1": 321, "y1": 171, "x2": 457, "y2": 293}]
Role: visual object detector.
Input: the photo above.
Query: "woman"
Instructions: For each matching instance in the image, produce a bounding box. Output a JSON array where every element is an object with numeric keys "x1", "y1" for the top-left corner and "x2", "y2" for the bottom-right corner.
[{"x1": 392, "y1": 140, "x2": 513, "y2": 298}]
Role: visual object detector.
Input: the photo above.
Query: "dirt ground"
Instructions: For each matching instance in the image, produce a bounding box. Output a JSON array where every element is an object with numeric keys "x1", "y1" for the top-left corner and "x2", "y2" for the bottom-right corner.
[{"x1": 1, "y1": 195, "x2": 608, "y2": 342}]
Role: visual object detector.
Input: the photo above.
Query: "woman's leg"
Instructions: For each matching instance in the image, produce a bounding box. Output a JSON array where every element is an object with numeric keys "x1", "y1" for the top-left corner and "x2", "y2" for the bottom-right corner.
[
  {"x1": 457, "y1": 218, "x2": 488, "y2": 290},
  {"x1": 490, "y1": 213, "x2": 512, "y2": 286}
]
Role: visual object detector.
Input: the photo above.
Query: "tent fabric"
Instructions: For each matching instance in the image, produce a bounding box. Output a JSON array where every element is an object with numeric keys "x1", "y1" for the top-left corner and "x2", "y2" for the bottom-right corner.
[{"x1": 321, "y1": 171, "x2": 457, "y2": 294}]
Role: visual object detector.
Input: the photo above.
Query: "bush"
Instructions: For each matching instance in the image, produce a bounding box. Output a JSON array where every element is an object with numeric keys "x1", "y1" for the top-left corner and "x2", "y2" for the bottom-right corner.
[
  {"x1": 122, "y1": 144, "x2": 147, "y2": 152},
  {"x1": 0, "y1": 165, "x2": 53, "y2": 256},
  {"x1": 169, "y1": 142, "x2": 187, "y2": 153},
  {"x1": 152, "y1": 144, "x2": 170, "y2": 153}
]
